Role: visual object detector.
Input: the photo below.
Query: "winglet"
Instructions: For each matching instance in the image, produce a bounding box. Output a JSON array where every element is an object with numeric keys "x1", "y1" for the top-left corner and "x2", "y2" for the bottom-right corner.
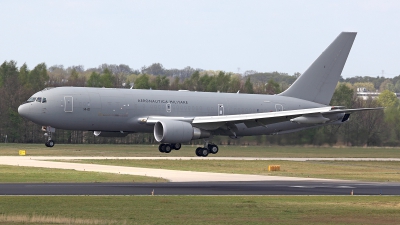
[{"x1": 279, "y1": 32, "x2": 357, "y2": 105}]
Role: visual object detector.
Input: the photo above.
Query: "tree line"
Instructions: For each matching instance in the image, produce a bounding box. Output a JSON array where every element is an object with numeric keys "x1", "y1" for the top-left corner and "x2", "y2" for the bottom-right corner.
[{"x1": 1, "y1": 60, "x2": 399, "y2": 146}]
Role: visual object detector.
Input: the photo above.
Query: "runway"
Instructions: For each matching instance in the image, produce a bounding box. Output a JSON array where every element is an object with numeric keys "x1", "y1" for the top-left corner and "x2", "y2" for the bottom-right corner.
[{"x1": 1, "y1": 180, "x2": 399, "y2": 195}]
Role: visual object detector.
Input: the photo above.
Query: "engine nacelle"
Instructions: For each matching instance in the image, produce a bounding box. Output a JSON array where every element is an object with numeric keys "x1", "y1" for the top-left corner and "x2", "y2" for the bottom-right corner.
[
  {"x1": 93, "y1": 131, "x2": 129, "y2": 137},
  {"x1": 154, "y1": 120, "x2": 210, "y2": 143}
]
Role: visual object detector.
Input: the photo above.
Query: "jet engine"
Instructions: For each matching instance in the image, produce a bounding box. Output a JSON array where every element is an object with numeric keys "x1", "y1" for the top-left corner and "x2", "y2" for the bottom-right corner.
[{"x1": 154, "y1": 120, "x2": 210, "y2": 143}]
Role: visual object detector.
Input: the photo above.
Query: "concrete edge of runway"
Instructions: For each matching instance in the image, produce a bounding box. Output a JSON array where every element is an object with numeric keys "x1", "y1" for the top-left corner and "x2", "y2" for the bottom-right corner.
[
  {"x1": 2, "y1": 156, "x2": 400, "y2": 161},
  {"x1": 1, "y1": 156, "x2": 400, "y2": 183}
]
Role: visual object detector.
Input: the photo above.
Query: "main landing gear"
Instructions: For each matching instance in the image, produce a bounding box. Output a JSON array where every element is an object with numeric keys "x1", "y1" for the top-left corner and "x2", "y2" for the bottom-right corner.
[
  {"x1": 195, "y1": 142, "x2": 219, "y2": 157},
  {"x1": 158, "y1": 141, "x2": 219, "y2": 157},
  {"x1": 42, "y1": 126, "x2": 55, "y2": 148},
  {"x1": 158, "y1": 143, "x2": 182, "y2": 153}
]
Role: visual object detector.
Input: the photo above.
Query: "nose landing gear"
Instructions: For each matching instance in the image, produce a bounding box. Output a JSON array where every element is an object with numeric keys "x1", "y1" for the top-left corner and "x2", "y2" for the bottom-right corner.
[
  {"x1": 45, "y1": 139, "x2": 55, "y2": 147},
  {"x1": 42, "y1": 126, "x2": 55, "y2": 148}
]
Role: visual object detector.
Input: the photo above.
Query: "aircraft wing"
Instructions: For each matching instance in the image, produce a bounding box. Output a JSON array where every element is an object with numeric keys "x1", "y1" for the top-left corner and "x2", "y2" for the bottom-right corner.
[
  {"x1": 321, "y1": 107, "x2": 384, "y2": 114},
  {"x1": 145, "y1": 106, "x2": 382, "y2": 130},
  {"x1": 190, "y1": 106, "x2": 383, "y2": 130}
]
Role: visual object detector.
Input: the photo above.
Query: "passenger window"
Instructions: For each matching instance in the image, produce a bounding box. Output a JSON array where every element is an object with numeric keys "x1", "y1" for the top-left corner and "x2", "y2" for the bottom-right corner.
[
  {"x1": 42, "y1": 98, "x2": 47, "y2": 103},
  {"x1": 36, "y1": 97, "x2": 42, "y2": 102}
]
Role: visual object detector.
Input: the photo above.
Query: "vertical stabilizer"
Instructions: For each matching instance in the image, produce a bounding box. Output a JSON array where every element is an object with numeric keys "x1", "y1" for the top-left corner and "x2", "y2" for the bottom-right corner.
[{"x1": 279, "y1": 32, "x2": 357, "y2": 105}]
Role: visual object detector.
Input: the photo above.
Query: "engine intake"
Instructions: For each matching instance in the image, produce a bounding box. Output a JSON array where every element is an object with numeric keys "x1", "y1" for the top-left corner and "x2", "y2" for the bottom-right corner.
[{"x1": 154, "y1": 120, "x2": 210, "y2": 143}]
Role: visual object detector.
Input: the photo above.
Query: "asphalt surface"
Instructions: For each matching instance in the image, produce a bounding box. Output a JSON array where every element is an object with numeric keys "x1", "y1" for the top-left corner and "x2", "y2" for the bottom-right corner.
[
  {"x1": 1, "y1": 180, "x2": 399, "y2": 195},
  {"x1": 1, "y1": 156, "x2": 400, "y2": 195}
]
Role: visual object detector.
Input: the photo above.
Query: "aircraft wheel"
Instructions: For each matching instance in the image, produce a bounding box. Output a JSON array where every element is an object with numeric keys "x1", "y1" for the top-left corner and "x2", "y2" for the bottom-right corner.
[
  {"x1": 172, "y1": 143, "x2": 181, "y2": 150},
  {"x1": 195, "y1": 147, "x2": 203, "y2": 157},
  {"x1": 200, "y1": 148, "x2": 209, "y2": 157},
  {"x1": 208, "y1": 144, "x2": 219, "y2": 154},
  {"x1": 159, "y1": 144, "x2": 165, "y2": 153},
  {"x1": 46, "y1": 140, "x2": 55, "y2": 148},
  {"x1": 164, "y1": 144, "x2": 172, "y2": 153}
]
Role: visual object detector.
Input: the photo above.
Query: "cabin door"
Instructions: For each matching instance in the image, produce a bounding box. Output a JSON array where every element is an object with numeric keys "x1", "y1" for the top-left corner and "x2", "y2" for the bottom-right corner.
[
  {"x1": 166, "y1": 103, "x2": 171, "y2": 113},
  {"x1": 218, "y1": 104, "x2": 224, "y2": 116},
  {"x1": 275, "y1": 104, "x2": 283, "y2": 112}
]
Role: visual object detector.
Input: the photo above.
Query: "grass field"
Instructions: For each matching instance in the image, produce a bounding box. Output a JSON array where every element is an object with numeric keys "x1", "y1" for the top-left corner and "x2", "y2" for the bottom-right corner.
[
  {"x1": 70, "y1": 159, "x2": 400, "y2": 182},
  {"x1": 2, "y1": 143, "x2": 400, "y2": 158},
  {"x1": 2, "y1": 143, "x2": 400, "y2": 182},
  {"x1": 0, "y1": 196, "x2": 399, "y2": 224},
  {"x1": 0, "y1": 165, "x2": 166, "y2": 183},
  {"x1": 1, "y1": 144, "x2": 399, "y2": 224}
]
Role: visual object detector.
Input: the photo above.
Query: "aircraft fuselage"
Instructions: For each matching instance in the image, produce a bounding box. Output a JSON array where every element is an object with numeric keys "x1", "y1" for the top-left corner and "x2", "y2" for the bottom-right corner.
[{"x1": 18, "y1": 86, "x2": 343, "y2": 137}]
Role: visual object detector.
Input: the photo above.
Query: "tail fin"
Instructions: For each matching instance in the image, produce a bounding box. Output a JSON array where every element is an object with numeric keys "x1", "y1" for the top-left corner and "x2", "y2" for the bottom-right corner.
[{"x1": 279, "y1": 32, "x2": 357, "y2": 105}]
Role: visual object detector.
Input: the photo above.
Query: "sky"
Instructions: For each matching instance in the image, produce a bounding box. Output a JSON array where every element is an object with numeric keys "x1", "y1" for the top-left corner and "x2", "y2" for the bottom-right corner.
[{"x1": 1, "y1": 0, "x2": 399, "y2": 78}]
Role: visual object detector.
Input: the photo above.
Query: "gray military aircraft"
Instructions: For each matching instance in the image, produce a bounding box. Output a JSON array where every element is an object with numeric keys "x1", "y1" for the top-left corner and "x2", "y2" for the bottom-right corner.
[{"x1": 18, "y1": 32, "x2": 381, "y2": 156}]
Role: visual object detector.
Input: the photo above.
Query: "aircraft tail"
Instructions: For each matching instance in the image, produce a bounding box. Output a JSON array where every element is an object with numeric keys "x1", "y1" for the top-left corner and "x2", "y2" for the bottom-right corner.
[{"x1": 279, "y1": 32, "x2": 357, "y2": 105}]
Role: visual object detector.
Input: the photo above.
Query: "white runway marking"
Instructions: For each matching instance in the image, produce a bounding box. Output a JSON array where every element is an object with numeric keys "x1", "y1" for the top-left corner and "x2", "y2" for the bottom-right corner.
[
  {"x1": 290, "y1": 186, "x2": 315, "y2": 188},
  {"x1": 290, "y1": 185, "x2": 355, "y2": 189}
]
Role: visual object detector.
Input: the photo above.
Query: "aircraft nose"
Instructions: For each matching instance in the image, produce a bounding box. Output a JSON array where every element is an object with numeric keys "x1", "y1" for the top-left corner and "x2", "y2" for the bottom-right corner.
[{"x1": 18, "y1": 103, "x2": 30, "y2": 118}]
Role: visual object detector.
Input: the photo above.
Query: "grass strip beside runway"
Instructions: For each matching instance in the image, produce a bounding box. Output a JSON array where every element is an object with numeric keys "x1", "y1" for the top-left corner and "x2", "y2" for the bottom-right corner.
[
  {"x1": 74, "y1": 159, "x2": 400, "y2": 182},
  {"x1": 0, "y1": 196, "x2": 399, "y2": 225},
  {"x1": 3, "y1": 143, "x2": 400, "y2": 158},
  {"x1": 0, "y1": 165, "x2": 167, "y2": 183}
]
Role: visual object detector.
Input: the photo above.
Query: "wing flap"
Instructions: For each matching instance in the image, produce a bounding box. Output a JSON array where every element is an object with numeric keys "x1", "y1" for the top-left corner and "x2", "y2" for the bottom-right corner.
[{"x1": 321, "y1": 107, "x2": 384, "y2": 115}]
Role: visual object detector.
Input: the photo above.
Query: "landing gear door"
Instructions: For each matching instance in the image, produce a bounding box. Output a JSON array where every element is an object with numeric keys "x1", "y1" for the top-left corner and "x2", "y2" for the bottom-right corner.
[
  {"x1": 64, "y1": 96, "x2": 73, "y2": 112},
  {"x1": 218, "y1": 104, "x2": 224, "y2": 116}
]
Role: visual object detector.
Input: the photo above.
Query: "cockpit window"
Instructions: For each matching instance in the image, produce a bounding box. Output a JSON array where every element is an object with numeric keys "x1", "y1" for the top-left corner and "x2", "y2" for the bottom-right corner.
[
  {"x1": 27, "y1": 97, "x2": 36, "y2": 102},
  {"x1": 26, "y1": 96, "x2": 47, "y2": 103}
]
